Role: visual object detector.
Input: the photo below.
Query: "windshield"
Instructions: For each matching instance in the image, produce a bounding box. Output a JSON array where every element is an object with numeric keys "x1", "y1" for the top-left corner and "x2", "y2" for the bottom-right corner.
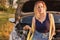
[{"x1": 22, "y1": 1, "x2": 60, "y2": 12}]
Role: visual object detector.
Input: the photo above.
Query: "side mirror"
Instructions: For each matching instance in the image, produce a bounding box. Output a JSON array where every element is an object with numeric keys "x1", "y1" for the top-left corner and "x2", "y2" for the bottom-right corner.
[{"x1": 9, "y1": 18, "x2": 15, "y2": 23}]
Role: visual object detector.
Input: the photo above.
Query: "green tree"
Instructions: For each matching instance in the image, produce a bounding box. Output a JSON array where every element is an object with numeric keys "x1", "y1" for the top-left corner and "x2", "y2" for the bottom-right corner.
[
  {"x1": 8, "y1": 0, "x2": 13, "y2": 6},
  {"x1": 0, "y1": 0, "x2": 6, "y2": 6}
]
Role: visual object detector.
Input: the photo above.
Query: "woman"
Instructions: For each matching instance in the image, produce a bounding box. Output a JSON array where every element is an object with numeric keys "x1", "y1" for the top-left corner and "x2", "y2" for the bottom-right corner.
[{"x1": 24, "y1": 1, "x2": 55, "y2": 40}]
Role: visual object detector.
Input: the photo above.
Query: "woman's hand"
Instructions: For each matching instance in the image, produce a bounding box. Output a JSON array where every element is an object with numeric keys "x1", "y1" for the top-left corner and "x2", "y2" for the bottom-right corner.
[{"x1": 23, "y1": 25, "x2": 31, "y2": 30}]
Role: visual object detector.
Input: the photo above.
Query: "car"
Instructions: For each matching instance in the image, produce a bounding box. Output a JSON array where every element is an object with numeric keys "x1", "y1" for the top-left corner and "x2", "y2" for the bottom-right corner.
[{"x1": 9, "y1": 0, "x2": 60, "y2": 40}]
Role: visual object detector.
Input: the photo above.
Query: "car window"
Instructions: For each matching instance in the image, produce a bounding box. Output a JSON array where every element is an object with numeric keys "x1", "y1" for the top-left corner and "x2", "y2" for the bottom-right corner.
[
  {"x1": 20, "y1": 16, "x2": 33, "y2": 24},
  {"x1": 22, "y1": 1, "x2": 35, "y2": 12},
  {"x1": 21, "y1": 1, "x2": 60, "y2": 13},
  {"x1": 53, "y1": 14, "x2": 60, "y2": 23}
]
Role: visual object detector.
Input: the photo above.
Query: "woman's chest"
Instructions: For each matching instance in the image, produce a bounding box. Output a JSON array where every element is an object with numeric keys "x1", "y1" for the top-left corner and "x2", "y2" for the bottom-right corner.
[{"x1": 36, "y1": 19, "x2": 50, "y2": 27}]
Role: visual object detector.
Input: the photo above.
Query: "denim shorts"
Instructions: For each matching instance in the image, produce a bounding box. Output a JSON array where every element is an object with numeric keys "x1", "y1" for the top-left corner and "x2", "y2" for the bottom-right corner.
[{"x1": 32, "y1": 31, "x2": 49, "y2": 40}]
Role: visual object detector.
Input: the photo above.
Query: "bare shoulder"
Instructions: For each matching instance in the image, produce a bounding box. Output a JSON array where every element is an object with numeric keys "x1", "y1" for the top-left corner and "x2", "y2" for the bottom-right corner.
[
  {"x1": 32, "y1": 16, "x2": 35, "y2": 21},
  {"x1": 32, "y1": 16, "x2": 35, "y2": 23},
  {"x1": 48, "y1": 13, "x2": 54, "y2": 18}
]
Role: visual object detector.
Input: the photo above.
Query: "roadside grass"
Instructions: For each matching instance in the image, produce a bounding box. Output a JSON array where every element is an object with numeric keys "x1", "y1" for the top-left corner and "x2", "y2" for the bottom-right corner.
[{"x1": 0, "y1": 11, "x2": 15, "y2": 40}]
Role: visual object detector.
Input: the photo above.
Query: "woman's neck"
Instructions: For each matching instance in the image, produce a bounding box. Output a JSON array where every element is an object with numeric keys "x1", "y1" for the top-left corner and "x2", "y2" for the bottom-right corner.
[
  {"x1": 35, "y1": 12, "x2": 46, "y2": 18},
  {"x1": 35, "y1": 12, "x2": 47, "y2": 23}
]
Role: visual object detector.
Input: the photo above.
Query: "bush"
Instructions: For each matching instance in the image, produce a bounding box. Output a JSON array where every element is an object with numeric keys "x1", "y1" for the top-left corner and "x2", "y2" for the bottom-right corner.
[
  {"x1": 0, "y1": 5, "x2": 7, "y2": 11},
  {"x1": 0, "y1": 5, "x2": 15, "y2": 14},
  {"x1": 6, "y1": 7, "x2": 16, "y2": 14}
]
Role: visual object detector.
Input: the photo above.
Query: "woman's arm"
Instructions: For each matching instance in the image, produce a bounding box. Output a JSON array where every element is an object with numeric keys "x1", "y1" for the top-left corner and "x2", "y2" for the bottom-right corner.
[
  {"x1": 26, "y1": 17, "x2": 35, "y2": 40},
  {"x1": 23, "y1": 25, "x2": 31, "y2": 30},
  {"x1": 49, "y1": 14, "x2": 56, "y2": 40},
  {"x1": 51, "y1": 14, "x2": 56, "y2": 36},
  {"x1": 31, "y1": 16, "x2": 35, "y2": 33}
]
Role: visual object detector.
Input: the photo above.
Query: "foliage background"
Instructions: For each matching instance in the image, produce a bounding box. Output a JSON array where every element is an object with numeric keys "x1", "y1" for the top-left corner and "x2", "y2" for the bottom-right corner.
[{"x1": 0, "y1": 0, "x2": 16, "y2": 40}]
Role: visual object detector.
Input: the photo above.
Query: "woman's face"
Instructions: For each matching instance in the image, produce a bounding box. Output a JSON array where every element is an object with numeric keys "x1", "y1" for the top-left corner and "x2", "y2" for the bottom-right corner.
[{"x1": 36, "y1": 3, "x2": 46, "y2": 14}]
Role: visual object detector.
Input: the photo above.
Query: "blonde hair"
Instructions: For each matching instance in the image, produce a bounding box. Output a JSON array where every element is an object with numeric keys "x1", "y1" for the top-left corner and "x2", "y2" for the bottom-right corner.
[{"x1": 34, "y1": 1, "x2": 47, "y2": 14}]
